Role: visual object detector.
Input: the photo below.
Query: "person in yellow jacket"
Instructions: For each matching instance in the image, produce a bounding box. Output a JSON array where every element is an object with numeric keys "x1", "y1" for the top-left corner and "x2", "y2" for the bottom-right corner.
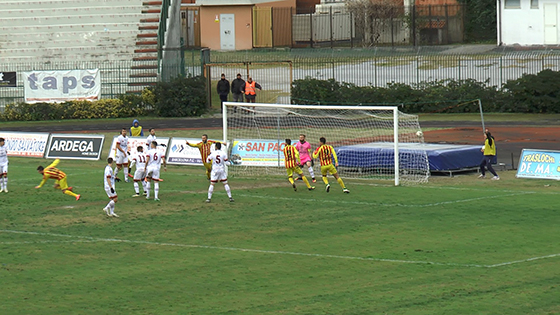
[
  {"x1": 36, "y1": 159, "x2": 81, "y2": 200},
  {"x1": 130, "y1": 119, "x2": 143, "y2": 137},
  {"x1": 478, "y1": 131, "x2": 499, "y2": 180}
]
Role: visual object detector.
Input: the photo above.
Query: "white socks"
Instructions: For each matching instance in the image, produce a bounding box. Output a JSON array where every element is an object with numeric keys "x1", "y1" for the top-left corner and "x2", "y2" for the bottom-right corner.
[
  {"x1": 0, "y1": 177, "x2": 5, "y2": 190},
  {"x1": 145, "y1": 181, "x2": 151, "y2": 198},
  {"x1": 141, "y1": 180, "x2": 147, "y2": 194},
  {"x1": 124, "y1": 166, "x2": 129, "y2": 177},
  {"x1": 114, "y1": 167, "x2": 120, "y2": 178},
  {"x1": 207, "y1": 184, "x2": 214, "y2": 199},
  {"x1": 106, "y1": 200, "x2": 115, "y2": 214},
  {"x1": 154, "y1": 182, "x2": 159, "y2": 199},
  {"x1": 224, "y1": 183, "x2": 232, "y2": 198},
  {"x1": 134, "y1": 182, "x2": 139, "y2": 194},
  {"x1": 308, "y1": 166, "x2": 315, "y2": 178}
]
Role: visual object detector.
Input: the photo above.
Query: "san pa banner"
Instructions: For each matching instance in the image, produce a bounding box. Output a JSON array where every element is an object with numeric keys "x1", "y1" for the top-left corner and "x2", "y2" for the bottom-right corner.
[
  {"x1": 230, "y1": 139, "x2": 293, "y2": 167},
  {"x1": 46, "y1": 134, "x2": 105, "y2": 160},
  {"x1": 108, "y1": 136, "x2": 169, "y2": 160},
  {"x1": 167, "y1": 138, "x2": 228, "y2": 165},
  {"x1": 0, "y1": 131, "x2": 49, "y2": 158},
  {"x1": 516, "y1": 149, "x2": 560, "y2": 180},
  {"x1": 0, "y1": 72, "x2": 17, "y2": 87},
  {"x1": 23, "y1": 69, "x2": 100, "y2": 103}
]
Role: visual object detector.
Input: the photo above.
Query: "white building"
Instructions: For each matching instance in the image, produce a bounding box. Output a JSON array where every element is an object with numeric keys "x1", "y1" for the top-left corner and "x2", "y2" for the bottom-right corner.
[{"x1": 497, "y1": 0, "x2": 559, "y2": 45}]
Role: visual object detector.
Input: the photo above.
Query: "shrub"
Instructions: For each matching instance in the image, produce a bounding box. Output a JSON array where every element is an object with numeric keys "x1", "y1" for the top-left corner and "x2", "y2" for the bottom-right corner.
[
  {"x1": 153, "y1": 75, "x2": 207, "y2": 117},
  {"x1": 502, "y1": 69, "x2": 560, "y2": 113}
]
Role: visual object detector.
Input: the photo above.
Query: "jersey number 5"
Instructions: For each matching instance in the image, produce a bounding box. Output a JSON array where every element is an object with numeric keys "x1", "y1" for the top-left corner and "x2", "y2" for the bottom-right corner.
[{"x1": 216, "y1": 155, "x2": 221, "y2": 163}]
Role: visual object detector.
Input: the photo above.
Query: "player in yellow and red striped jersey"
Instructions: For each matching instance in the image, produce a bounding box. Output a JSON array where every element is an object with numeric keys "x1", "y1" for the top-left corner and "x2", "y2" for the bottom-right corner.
[
  {"x1": 187, "y1": 134, "x2": 216, "y2": 180},
  {"x1": 312, "y1": 137, "x2": 349, "y2": 194},
  {"x1": 35, "y1": 159, "x2": 81, "y2": 200},
  {"x1": 283, "y1": 139, "x2": 314, "y2": 191}
]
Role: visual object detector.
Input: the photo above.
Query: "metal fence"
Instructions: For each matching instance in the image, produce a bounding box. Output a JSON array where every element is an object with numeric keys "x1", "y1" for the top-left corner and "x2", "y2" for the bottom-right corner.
[
  {"x1": 0, "y1": 50, "x2": 201, "y2": 108},
  {"x1": 3, "y1": 48, "x2": 560, "y2": 109}
]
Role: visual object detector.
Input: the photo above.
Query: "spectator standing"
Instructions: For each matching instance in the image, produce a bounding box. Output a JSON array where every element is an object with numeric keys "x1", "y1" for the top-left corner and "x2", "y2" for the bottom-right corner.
[
  {"x1": 242, "y1": 76, "x2": 262, "y2": 103},
  {"x1": 231, "y1": 73, "x2": 245, "y2": 103},
  {"x1": 478, "y1": 131, "x2": 499, "y2": 180},
  {"x1": 216, "y1": 73, "x2": 230, "y2": 112}
]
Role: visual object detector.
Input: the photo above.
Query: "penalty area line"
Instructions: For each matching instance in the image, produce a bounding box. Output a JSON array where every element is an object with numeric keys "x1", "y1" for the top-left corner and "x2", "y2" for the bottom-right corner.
[{"x1": 3, "y1": 229, "x2": 557, "y2": 268}]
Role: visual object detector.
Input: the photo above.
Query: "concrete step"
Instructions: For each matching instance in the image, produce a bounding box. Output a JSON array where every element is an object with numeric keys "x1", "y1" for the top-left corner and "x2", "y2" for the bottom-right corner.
[
  {"x1": 130, "y1": 72, "x2": 158, "y2": 78},
  {"x1": 136, "y1": 40, "x2": 158, "y2": 46},
  {"x1": 0, "y1": 45, "x2": 137, "y2": 58},
  {"x1": 137, "y1": 33, "x2": 158, "y2": 38},
  {"x1": 133, "y1": 55, "x2": 158, "y2": 61},
  {"x1": 0, "y1": 6, "x2": 145, "y2": 17},
  {"x1": 0, "y1": 23, "x2": 144, "y2": 35},
  {"x1": 0, "y1": 13, "x2": 159, "y2": 27},
  {"x1": 139, "y1": 25, "x2": 159, "y2": 30},
  {"x1": 0, "y1": 30, "x2": 141, "y2": 41},
  {"x1": 3, "y1": 0, "x2": 146, "y2": 9},
  {"x1": 4, "y1": 38, "x2": 138, "y2": 49},
  {"x1": 131, "y1": 64, "x2": 158, "y2": 69}
]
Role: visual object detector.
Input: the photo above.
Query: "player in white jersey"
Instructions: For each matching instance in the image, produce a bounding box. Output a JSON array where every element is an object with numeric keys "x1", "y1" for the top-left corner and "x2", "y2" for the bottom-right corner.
[
  {"x1": 145, "y1": 141, "x2": 167, "y2": 201},
  {"x1": 103, "y1": 157, "x2": 119, "y2": 217},
  {"x1": 146, "y1": 128, "x2": 157, "y2": 148},
  {"x1": 130, "y1": 145, "x2": 148, "y2": 197},
  {"x1": 205, "y1": 142, "x2": 234, "y2": 203},
  {"x1": 115, "y1": 128, "x2": 130, "y2": 182},
  {"x1": 0, "y1": 138, "x2": 8, "y2": 193}
]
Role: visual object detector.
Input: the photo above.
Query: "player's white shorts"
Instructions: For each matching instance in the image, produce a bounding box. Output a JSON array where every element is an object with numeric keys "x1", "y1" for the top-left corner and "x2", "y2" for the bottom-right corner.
[
  {"x1": 146, "y1": 166, "x2": 160, "y2": 180},
  {"x1": 133, "y1": 169, "x2": 145, "y2": 181},
  {"x1": 210, "y1": 168, "x2": 227, "y2": 182},
  {"x1": 115, "y1": 153, "x2": 128, "y2": 165},
  {"x1": 0, "y1": 163, "x2": 7, "y2": 175},
  {"x1": 104, "y1": 186, "x2": 117, "y2": 199}
]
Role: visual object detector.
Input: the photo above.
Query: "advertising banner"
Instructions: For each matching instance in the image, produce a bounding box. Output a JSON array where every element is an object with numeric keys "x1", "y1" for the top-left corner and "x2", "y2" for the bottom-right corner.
[
  {"x1": 230, "y1": 139, "x2": 289, "y2": 167},
  {"x1": 109, "y1": 136, "x2": 169, "y2": 160},
  {"x1": 0, "y1": 131, "x2": 49, "y2": 158},
  {"x1": 516, "y1": 149, "x2": 560, "y2": 180},
  {"x1": 0, "y1": 72, "x2": 17, "y2": 87},
  {"x1": 166, "y1": 138, "x2": 228, "y2": 165},
  {"x1": 23, "y1": 69, "x2": 100, "y2": 103},
  {"x1": 45, "y1": 134, "x2": 105, "y2": 160}
]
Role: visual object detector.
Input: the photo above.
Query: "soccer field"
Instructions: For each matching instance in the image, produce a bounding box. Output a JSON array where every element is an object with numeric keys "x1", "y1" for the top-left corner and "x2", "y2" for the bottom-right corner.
[{"x1": 1, "y1": 130, "x2": 560, "y2": 314}]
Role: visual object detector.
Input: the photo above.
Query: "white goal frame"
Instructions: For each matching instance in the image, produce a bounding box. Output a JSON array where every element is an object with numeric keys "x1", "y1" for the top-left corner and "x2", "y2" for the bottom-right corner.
[{"x1": 223, "y1": 102, "x2": 406, "y2": 186}]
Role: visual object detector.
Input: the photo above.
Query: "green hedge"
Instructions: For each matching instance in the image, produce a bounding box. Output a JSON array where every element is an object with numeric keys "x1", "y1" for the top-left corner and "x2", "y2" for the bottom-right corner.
[
  {"x1": 0, "y1": 75, "x2": 208, "y2": 121},
  {"x1": 292, "y1": 69, "x2": 560, "y2": 113}
]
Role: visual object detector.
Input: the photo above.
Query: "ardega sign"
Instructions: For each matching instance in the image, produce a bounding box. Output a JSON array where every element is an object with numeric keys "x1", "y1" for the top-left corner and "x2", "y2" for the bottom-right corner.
[
  {"x1": 23, "y1": 69, "x2": 100, "y2": 103},
  {"x1": 45, "y1": 134, "x2": 105, "y2": 160}
]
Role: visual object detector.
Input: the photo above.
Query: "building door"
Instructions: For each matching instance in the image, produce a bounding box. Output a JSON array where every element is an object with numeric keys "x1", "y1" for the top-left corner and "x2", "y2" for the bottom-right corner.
[
  {"x1": 253, "y1": 7, "x2": 272, "y2": 47},
  {"x1": 220, "y1": 14, "x2": 235, "y2": 50},
  {"x1": 544, "y1": 3, "x2": 558, "y2": 44}
]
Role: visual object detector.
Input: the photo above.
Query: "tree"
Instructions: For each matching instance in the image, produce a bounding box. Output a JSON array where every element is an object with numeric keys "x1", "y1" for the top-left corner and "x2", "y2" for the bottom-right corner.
[{"x1": 457, "y1": 0, "x2": 496, "y2": 42}]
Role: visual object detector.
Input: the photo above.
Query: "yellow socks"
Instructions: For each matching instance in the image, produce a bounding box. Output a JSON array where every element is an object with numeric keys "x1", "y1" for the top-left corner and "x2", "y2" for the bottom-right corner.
[
  {"x1": 302, "y1": 177, "x2": 311, "y2": 188},
  {"x1": 288, "y1": 177, "x2": 295, "y2": 185},
  {"x1": 322, "y1": 176, "x2": 329, "y2": 185},
  {"x1": 64, "y1": 190, "x2": 78, "y2": 198},
  {"x1": 337, "y1": 177, "x2": 346, "y2": 189}
]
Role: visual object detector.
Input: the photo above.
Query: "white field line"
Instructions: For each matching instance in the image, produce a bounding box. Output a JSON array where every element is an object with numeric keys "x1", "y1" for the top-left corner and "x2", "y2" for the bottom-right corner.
[
  {"x1": 2, "y1": 229, "x2": 559, "y2": 269},
  {"x1": 234, "y1": 191, "x2": 533, "y2": 208}
]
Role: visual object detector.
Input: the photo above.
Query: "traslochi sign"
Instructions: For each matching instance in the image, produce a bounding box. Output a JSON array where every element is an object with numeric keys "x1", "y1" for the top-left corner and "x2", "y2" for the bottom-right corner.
[{"x1": 45, "y1": 134, "x2": 105, "y2": 160}]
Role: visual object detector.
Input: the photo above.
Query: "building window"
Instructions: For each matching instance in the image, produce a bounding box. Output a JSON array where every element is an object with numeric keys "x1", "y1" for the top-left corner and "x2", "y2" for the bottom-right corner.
[
  {"x1": 531, "y1": 0, "x2": 538, "y2": 9},
  {"x1": 504, "y1": 0, "x2": 521, "y2": 9}
]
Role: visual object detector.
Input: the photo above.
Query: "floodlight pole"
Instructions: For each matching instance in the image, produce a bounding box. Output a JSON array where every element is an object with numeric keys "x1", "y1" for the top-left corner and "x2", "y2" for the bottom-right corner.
[{"x1": 478, "y1": 99, "x2": 485, "y2": 134}]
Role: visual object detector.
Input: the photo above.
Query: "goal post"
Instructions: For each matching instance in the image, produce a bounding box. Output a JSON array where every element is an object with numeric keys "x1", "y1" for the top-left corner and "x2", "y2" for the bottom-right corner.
[{"x1": 222, "y1": 102, "x2": 429, "y2": 185}]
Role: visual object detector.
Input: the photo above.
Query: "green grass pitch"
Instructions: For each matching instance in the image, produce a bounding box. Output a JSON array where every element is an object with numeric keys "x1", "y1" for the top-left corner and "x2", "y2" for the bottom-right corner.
[{"x1": 1, "y1": 129, "x2": 560, "y2": 314}]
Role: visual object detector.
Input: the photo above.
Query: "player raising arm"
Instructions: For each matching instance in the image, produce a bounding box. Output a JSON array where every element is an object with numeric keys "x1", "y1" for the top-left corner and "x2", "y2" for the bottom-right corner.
[
  {"x1": 312, "y1": 137, "x2": 349, "y2": 194},
  {"x1": 103, "y1": 157, "x2": 119, "y2": 217},
  {"x1": 36, "y1": 159, "x2": 81, "y2": 200},
  {"x1": 115, "y1": 128, "x2": 130, "y2": 182},
  {"x1": 205, "y1": 142, "x2": 234, "y2": 203},
  {"x1": 284, "y1": 139, "x2": 314, "y2": 191},
  {"x1": 186, "y1": 134, "x2": 216, "y2": 180},
  {"x1": 0, "y1": 138, "x2": 8, "y2": 193},
  {"x1": 130, "y1": 146, "x2": 148, "y2": 197},
  {"x1": 145, "y1": 141, "x2": 166, "y2": 201}
]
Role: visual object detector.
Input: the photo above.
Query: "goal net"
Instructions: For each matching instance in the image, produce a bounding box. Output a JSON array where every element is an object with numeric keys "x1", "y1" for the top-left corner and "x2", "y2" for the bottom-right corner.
[{"x1": 222, "y1": 102, "x2": 429, "y2": 185}]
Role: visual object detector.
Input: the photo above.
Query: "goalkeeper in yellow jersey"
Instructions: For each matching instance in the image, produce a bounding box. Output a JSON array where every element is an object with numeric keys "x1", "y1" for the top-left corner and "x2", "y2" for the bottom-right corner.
[
  {"x1": 36, "y1": 159, "x2": 81, "y2": 200},
  {"x1": 312, "y1": 137, "x2": 349, "y2": 194},
  {"x1": 283, "y1": 139, "x2": 315, "y2": 191},
  {"x1": 186, "y1": 134, "x2": 216, "y2": 180}
]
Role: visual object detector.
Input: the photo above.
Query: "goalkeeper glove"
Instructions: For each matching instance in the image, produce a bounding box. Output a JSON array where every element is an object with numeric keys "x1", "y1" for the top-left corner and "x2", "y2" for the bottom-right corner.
[
  {"x1": 110, "y1": 188, "x2": 115, "y2": 194},
  {"x1": 115, "y1": 177, "x2": 121, "y2": 182},
  {"x1": 160, "y1": 144, "x2": 166, "y2": 147}
]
